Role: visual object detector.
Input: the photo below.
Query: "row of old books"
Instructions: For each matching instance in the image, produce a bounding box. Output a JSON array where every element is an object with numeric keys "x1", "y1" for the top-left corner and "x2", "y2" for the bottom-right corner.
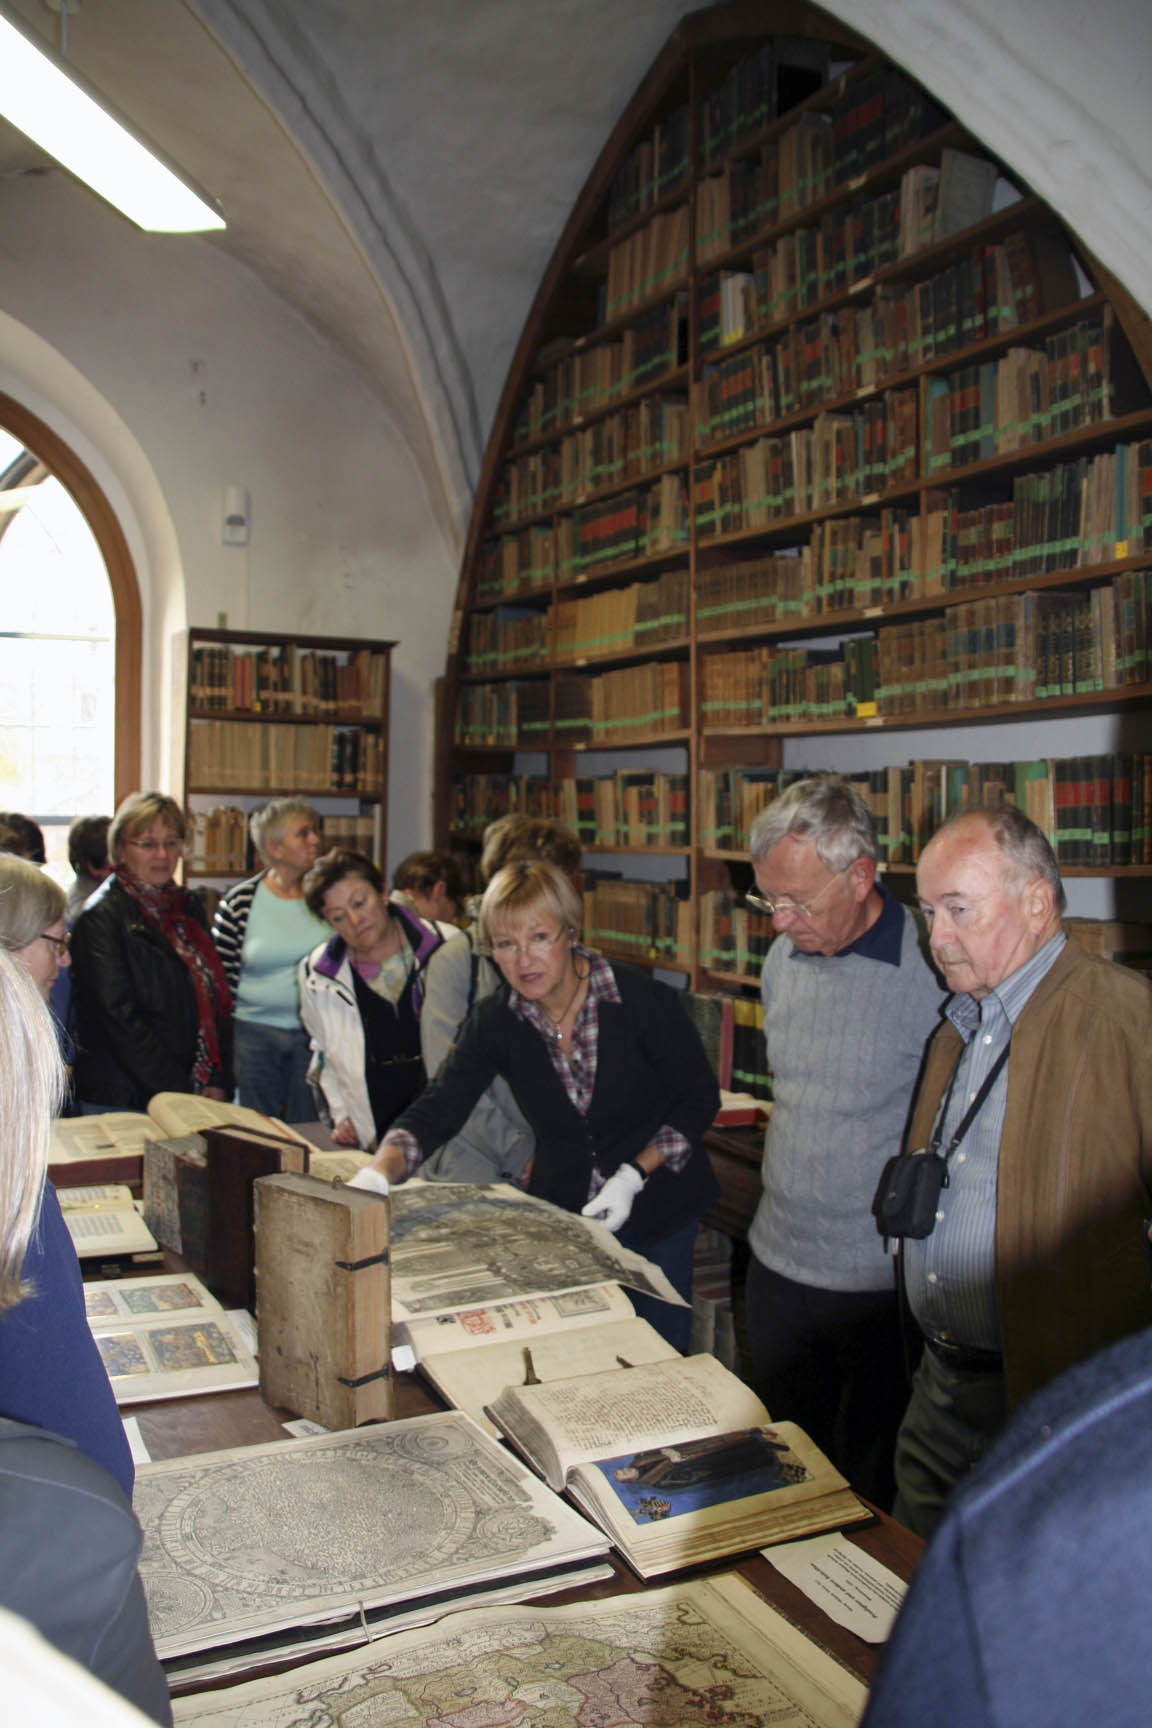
[
  {"x1": 699, "y1": 571, "x2": 1152, "y2": 725},
  {"x1": 700, "y1": 64, "x2": 946, "y2": 236},
  {"x1": 581, "y1": 870, "x2": 692, "y2": 968},
  {"x1": 695, "y1": 147, "x2": 998, "y2": 341},
  {"x1": 697, "y1": 756, "x2": 1152, "y2": 869},
  {"x1": 493, "y1": 392, "x2": 691, "y2": 527},
  {"x1": 692, "y1": 443, "x2": 1152, "y2": 632},
  {"x1": 482, "y1": 429, "x2": 1150, "y2": 634},
  {"x1": 695, "y1": 229, "x2": 1079, "y2": 439},
  {"x1": 699, "y1": 892, "x2": 775, "y2": 990},
  {"x1": 550, "y1": 768, "x2": 688, "y2": 848},
  {"x1": 554, "y1": 661, "x2": 689, "y2": 743},
  {"x1": 679, "y1": 982, "x2": 774, "y2": 1099},
  {"x1": 922, "y1": 319, "x2": 1125, "y2": 472},
  {"x1": 184, "y1": 807, "x2": 379, "y2": 877},
  {"x1": 188, "y1": 720, "x2": 386, "y2": 793},
  {"x1": 601, "y1": 205, "x2": 690, "y2": 323},
  {"x1": 465, "y1": 570, "x2": 688, "y2": 674},
  {"x1": 189, "y1": 644, "x2": 389, "y2": 719},
  {"x1": 698, "y1": 129, "x2": 992, "y2": 266},
  {"x1": 693, "y1": 391, "x2": 919, "y2": 536},
  {"x1": 449, "y1": 768, "x2": 687, "y2": 847},
  {"x1": 557, "y1": 473, "x2": 689, "y2": 573},
  {"x1": 510, "y1": 296, "x2": 688, "y2": 445},
  {"x1": 607, "y1": 100, "x2": 689, "y2": 231}
]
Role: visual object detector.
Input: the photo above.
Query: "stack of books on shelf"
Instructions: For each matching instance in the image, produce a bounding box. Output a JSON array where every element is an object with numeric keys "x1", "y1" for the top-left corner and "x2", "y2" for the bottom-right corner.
[
  {"x1": 454, "y1": 680, "x2": 550, "y2": 748},
  {"x1": 511, "y1": 298, "x2": 688, "y2": 446}
]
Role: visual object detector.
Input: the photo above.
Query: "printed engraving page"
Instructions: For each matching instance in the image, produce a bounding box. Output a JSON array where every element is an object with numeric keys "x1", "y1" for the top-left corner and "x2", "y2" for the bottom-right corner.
[
  {"x1": 398, "y1": 1282, "x2": 637, "y2": 1359},
  {"x1": 137, "y1": 1412, "x2": 609, "y2": 1663},
  {"x1": 424, "y1": 1315, "x2": 680, "y2": 1435},
  {"x1": 171, "y1": 1571, "x2": 868, "y2": 1728},
  {"x1": 49, "y1": 1113, "x2": 154, "y2": 1163},
  {"x1": 489, "y1": 1353, "x2": 770, "y2": 1491},
  {"x1": 389, "y1": 1182, "x2": 683, "y2": 1318}
]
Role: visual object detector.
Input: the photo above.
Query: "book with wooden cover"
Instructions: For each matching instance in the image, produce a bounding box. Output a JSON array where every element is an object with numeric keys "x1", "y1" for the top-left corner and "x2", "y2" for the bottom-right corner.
[
  {"x1": 488, "y1": 1353, "x2": 868, "y2": 1579},
  {"x1": 254, "y1": 1171, "x2": 393, "y2": 1430}
]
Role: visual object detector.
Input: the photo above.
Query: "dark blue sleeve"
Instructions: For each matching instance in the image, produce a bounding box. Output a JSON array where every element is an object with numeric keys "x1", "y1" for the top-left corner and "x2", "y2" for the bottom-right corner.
[{"x1": 0, "y1": 1184, "x2": 134, "y2": 1498}]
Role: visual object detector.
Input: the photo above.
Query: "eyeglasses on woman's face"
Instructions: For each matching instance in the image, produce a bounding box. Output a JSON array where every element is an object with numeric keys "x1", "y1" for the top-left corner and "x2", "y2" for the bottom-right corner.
[
  {"x1": 127, "y1": 837, "x2": 182, "y2": 854},
  {"x1": 39, "y1": 930, "x2": 69, "y2": 955},
  {"x1": 490, "y1": 926, "x2": 568, "y2": 963}
]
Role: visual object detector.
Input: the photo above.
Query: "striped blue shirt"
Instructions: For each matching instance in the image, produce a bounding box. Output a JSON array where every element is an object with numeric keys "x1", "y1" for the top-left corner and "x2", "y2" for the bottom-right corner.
[{"x1": 903, "y1": 931, "x2": 1067, "y2": 1351}]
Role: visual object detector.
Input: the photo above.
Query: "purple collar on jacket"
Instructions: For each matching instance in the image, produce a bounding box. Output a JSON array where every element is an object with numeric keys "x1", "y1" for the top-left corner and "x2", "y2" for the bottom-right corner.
[{"x1": 314, "y1": 901, "x2": 442, "y2": 981}]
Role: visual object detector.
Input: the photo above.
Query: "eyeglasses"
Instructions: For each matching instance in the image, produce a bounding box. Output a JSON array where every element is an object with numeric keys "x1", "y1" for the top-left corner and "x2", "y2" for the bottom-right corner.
[
  {"x1": 491, "y1": 927, "x2": 569, "y2": 962},
  {"x1": 745, "y1": 866, "x2": 850, "y2": 921},
  {"x1": 39, "y1": 930, "x2": 69, "y2": 955},
  {"x1": 127, "y1": 837, "x2": 182, "y2": 854}
]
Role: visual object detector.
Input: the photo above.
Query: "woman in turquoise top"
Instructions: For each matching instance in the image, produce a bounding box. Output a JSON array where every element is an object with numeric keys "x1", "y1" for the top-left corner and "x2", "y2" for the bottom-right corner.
[{"x1": 211, "y1": 798, "x2": 330, "y2": 1121}]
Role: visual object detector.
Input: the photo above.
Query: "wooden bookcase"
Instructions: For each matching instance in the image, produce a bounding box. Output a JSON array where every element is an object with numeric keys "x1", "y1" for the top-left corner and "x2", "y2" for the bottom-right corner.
[
  {"x1": 435, "y1": 0, "x2": 1152, "y2": 1008},
  {"x1": 183, "y1": 627, "x2": 394, "y2": 880}
]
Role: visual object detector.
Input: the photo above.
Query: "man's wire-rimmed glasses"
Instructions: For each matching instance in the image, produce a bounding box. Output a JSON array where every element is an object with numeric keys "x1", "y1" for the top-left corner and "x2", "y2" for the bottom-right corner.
[{"x1": 744, "y1": 865, "x2": 851, "y2": 921}]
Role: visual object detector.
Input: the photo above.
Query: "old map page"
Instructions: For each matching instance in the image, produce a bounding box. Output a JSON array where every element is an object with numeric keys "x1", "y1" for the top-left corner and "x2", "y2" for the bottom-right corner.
[
  {"x1": 172, "y1": 1571, "x2": 868, "y2": 1727},
  {"x1": 390, "y1": 1182, "x2": 683, "y2": 1318},
  {"x1": 138, "y1": 1412, "x2": 610, "y2": 1680}
]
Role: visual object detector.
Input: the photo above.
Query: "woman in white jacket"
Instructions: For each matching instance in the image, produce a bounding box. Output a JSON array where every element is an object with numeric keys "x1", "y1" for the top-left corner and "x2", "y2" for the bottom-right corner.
[{"x1": 298, "y1": 851, "x2": 451, "y2": 1148}]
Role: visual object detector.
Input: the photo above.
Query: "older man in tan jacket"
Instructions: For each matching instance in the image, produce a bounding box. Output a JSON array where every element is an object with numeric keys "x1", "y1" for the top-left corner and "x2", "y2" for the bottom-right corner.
[{"x1": 893, "y1": 804, "x2": 1152, "y2": 1537}]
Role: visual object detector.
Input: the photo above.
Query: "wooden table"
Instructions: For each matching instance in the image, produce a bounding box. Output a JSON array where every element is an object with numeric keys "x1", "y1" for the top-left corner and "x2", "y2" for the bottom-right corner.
[{"x1": 135, "y1": 1373, "x2": 921, "y2": 1692}]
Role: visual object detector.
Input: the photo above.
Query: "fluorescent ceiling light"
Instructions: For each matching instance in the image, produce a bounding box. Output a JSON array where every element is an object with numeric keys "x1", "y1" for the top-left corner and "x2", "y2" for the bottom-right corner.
[{"x1": 0, "y1": 8, "x2": 224, "y2": 232}]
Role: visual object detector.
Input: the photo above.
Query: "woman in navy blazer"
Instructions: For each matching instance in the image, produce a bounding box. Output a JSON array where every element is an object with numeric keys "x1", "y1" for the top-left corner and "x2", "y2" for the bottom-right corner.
[{"x1": 362, "y1": 860, "x2": 720, "y2": 1349}]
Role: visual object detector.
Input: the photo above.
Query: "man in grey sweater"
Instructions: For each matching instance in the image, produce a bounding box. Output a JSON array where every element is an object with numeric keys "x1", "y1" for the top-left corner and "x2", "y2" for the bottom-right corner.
[{"x1": 745, "y1": 777, "x2": 945, "y2": 1508}]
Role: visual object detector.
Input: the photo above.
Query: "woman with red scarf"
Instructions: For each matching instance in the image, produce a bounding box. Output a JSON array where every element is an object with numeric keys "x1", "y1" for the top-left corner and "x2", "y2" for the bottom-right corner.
[{"x1": 70, "y1": 793, "x2": 232, "y2": 1111}]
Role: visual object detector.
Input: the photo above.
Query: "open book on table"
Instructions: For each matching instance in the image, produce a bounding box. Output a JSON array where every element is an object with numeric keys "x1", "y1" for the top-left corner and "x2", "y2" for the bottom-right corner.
[
  {"x1": 83, "y1": 1271, "x2": 259, "y2": 1404},
  {"x1": 49, "y1": 1095, "x2": 311, "y2": 1188},
  {"x1": 58, "y1": 1183, "x2": 158, "y2": 1260},
  {"x1": 488, "y1": 1352, "x2": 870, "y2": 1578},
  {"x1": 398, "y1": 1282, "x2": 679, "y2": 1436}
]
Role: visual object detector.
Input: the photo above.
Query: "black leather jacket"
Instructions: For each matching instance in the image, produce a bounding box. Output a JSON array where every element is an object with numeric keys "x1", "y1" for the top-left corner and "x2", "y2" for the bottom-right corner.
[{"x1": 70, "y1": 876, "x2": 230, "y2": 1109}]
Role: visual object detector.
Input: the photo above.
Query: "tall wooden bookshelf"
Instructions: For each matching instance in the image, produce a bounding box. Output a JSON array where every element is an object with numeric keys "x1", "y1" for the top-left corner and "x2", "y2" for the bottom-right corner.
[
  {"x1": 183, "y1": 627, "x2": 394, "y2": 880},
  {"x1": 435, "y1": 0, "x2": 1152, "y2": 1003}
]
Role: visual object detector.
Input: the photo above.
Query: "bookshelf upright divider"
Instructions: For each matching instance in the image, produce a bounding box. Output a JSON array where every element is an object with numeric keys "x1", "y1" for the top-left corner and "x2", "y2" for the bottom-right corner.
[
  {"x1": 436, "y1": 2, "x2": 1152, "y2": 1014},
  {"x1": 183, "y1": 626, "x2": 394, "y2": 880}
]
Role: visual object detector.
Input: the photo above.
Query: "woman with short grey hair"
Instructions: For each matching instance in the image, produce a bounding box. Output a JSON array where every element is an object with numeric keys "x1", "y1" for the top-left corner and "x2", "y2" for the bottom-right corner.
[{"x1": 211, "y1": 797, "x2": 328, "y2": 1121}]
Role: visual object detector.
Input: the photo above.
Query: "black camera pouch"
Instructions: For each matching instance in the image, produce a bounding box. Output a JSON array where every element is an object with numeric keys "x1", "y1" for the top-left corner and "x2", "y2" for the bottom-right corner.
[{"x1": 872, "y1": 1151, "x2": 949, "y2": 1240}]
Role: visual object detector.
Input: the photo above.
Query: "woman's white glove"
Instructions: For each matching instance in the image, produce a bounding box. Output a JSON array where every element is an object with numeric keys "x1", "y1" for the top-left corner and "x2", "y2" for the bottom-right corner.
[
  {"x1": 345, "y1": 1166, "x2": 390, "y2": 1196},
  {"x1": 581, "y1": 1162, "x2": 645, "y2": 1233}
]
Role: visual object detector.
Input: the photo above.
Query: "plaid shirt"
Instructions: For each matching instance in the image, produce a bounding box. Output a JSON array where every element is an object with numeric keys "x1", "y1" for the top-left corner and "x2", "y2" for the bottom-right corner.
[{"x1": 386, "y1": 948, "x2": 691, "y2": 1189}]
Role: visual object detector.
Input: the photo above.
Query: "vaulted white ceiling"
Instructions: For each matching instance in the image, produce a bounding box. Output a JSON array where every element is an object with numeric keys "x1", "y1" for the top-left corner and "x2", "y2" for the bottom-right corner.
[{"x1": 2, "y1": 0, "x2": 1149, "y2": 550}]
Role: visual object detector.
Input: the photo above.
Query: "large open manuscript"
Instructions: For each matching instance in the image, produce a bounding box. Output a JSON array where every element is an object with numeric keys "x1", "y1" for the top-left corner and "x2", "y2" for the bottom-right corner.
[
  {"x1": 170, "y1": 1572, "x2": 867, "y2": 1727},
  {"x1": 137, "y1": 1412, "x2": 611, "y2": 1683}
]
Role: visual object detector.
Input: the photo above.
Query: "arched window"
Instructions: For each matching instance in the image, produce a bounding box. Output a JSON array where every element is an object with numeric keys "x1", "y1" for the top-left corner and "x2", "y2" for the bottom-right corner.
[{"x1": 0, "y1": 395, "x2": 141, "y2": 876}]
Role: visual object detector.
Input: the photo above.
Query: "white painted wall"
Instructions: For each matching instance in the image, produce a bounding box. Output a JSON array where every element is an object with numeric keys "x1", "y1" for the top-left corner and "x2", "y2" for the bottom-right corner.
[{"x1": 0, "y1": 172, "x2": 457, "y2": 869}]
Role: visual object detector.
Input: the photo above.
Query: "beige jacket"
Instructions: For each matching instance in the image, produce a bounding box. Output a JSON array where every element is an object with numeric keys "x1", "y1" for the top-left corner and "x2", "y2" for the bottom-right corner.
[{"x1": 905, "y1": 938, "x2": 1152, "y2": 1408}]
